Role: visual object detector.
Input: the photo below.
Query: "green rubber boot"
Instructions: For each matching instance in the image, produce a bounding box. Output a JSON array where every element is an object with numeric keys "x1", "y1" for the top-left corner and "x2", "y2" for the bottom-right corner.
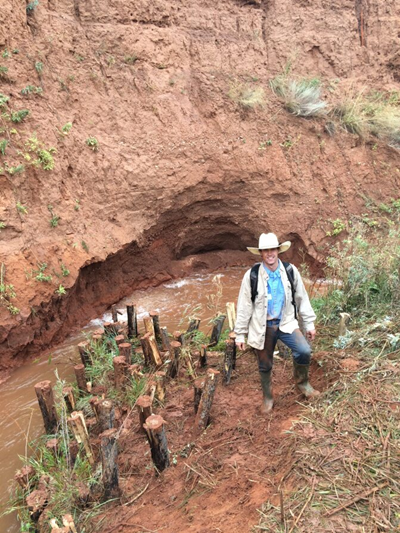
[
  {"x1": 293, "y1": 360, "x2": 320, "y2": 399},
  {"x1": 259, "y1": 371, "x2": 274, "y2": 413}
]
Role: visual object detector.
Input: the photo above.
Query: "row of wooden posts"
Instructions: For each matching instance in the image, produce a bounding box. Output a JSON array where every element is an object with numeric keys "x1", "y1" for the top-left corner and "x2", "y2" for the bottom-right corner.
[{"x1": 24, "y1": 301, "x2": 238, "y2": 527}]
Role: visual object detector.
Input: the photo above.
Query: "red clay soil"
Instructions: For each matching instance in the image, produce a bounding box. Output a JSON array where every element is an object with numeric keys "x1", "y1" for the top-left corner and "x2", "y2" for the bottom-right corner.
[
  {"x1": 1, "y1": 0, "x2": 400, "y2": 374},
  {"x1": 95, "y1": 352, "x2": 327, "y2": 533}
]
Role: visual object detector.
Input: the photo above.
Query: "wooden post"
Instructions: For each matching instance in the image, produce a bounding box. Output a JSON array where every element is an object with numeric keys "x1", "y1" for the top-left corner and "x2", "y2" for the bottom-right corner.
[
  {"x1": 140, "y1": 333, "x2": 152, "y2": 366},
  {"x1": 226, "y1": 302, "x2": 236, "y2": 331},
  {"x1": 339, "y1": 312, "x2": 351, "y2": 337},
  {"x1": 62, "y1": 386, "x2": 76, "y2": 412},
  {"x1": 111, "y1": 304, "x2": 118, "y2": 323},
  {"x1": 113, "y1": 356, "x2": 128, "y2": 389},
  {"x1": 209, "y1": 315, "x2": 226, "y2": 346},
  {"x1": 78, "y1": 341, "x2": 91, "y2": 367},
  {"x1": 136, "y1": 395, "x2": 153, "y2": 433},
  {"x1": 199, "y1": 344, "x2": 208, "y2": 367},
  {"x1": 119, "y1": 342, "x2": 132, "y2": 364},
  {"x1": 143, "y1": 316, "x2": 155, "y2": 337},
  {"x1": 114, "y1": 334, "x2": 125, "y2": 346},
  {"x1": 169, "y1": 341, "x2": 182, "y2": 378},
  {"x1": 74, "y1": 364, "x2": 87, "y2": 395},
  {"x1": 100, "y1": 428, "x2": 120, "y2": 500},
  {"x1": 144, "y1": 415, "x2": 170, "y2": 473},
  {"x1": 195, "y1": 369, "x2": 220, "y2": 432},
  {"x1": 154, "y1": 371, "x2": 167, "y2": 403},
  {"x1": 160, "y1": 326, "x2": 171, "y2": 352},
  {"x1": 15, "y1": 465, "x2": 36, "y2": 490},
  {"x1": 150, "y1": 311, "x2": 162, "y2": 346},
  {"x1": 223, "y1": 338, "x2": 235, "y2": 385},
  {"x1": 35, "y1": 380, "x2": 57, "y2": 434},
  {"x1": 127, "y1": 303, "x2": 138, "y2": 338},
  {"x1": 89, "y1": 397, "x2": 101, "y2": 420},
  {"x1": 186, "y1": 319, "x2": 200, "y2": 340},
  {"x1": 193, "y1": 377, "x2": 205, "y2": 414},
  {"x1": 104, "y1": 322, "x2": 117, "y2": 336},
  {"x1": 98, "y1": 399, "x2": 115, "y2": 433},
  {"x1": 148, "y1": 335, "x2": 163, "y2": 367},
  {"x1": 68, "y1": 411, "x2": 94, "y2": 465},
  {"x1": 173, "y1": 330, "x2": 183, "y2": 345}
]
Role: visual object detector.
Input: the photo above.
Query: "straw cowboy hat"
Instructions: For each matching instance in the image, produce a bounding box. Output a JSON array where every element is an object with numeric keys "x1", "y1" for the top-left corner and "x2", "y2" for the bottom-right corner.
[{"x1": 247, "y1": 233, "x2": 291, "y2": 255}]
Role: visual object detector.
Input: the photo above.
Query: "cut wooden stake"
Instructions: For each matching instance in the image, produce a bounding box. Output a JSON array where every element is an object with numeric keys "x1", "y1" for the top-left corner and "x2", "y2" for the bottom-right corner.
[
  {"x1": 144, "y1": 414, "x2": 170, "y2": 473},
  {"x1": 104, "y1": 322, "x2": 117, "y2": 336},
  {"x1": 148, "y1": 334, "x2": 163, "y2": 367},
  {"x1": 92, "y1": 333, "x2": 103, "y2": 343},
  {"x1": 35, "y1": 380, "x2": 57, "y2": 434},
  {"x1": 119, "y1": 342, "x2": 132, "y2": 364},
  {"x1": 111, "y1": 304, "x2": 118, "y2": 323},
  {"x1": 113, "y1": 356, "x2": 128, "y2": 389},
  {"x1": 339, "y1": 312, "x2": 351, "y2": 337},
  {"x1": 169, "y1": 341, "x2": 182, "y2": 378},
  {"x1": 98, "y1": 399, "x2": 115, "y2": 433},
  {"x1": 223, "y1": 338, "x2": 235, "y2": 385},
  {"x1": 136, "y1": 395, "x2": 153, "y2": 433},
  {"x1": 160, "y1": 326, "x2": 172, "y2": 352},
  {"x1": 114, "y1": 334, "x2": 125, "y2": 346},
  {"x1": 154, "y1": 371, "x2": 167, "y2": 403},
  {"x1": 89, "y1": 397, "x2": 101, "y2": 420},
  {"x1": 186, "y1": 319, "x2": 200, "y2": 341},
  {"x1": 199, "y1": 344, "x2": 208, "y2": 368},
  {"x1": 140, "y1": 333, "x2": 152, "y2": 366},
  {"x1": 195, "y1": 369, "x2": 220, "y2": 431},
  {"x1": 62, "y1": 514, "x2": 78, "y2": 533},
  {"x1": 226, "y1": 302, "x2": 236, "y2": 331},
  {"x1": 143, "y1": 316, "x2": 155, "y2": 337},
  {"x1": 46, "y1": 438, "x2": 59, "y2": 456},
  {"x1": 150, "y1": 311, "x2": 162, "y2": 346},
  {"x1": 62, "y1": 386, "x2": 75, "y2": 412},
  {"x1": 173, "y1": 330, "x2": 183, "y2": 345},
  {"x1": 100, "y1": 428, "x2": 121, "y2": 500},
  {"x1": 127, "y1": 303, "x2": 138, "y2": 338},
  {"x1": 68, "y1": 411, "x2": 94, "y2": 465},
  {"x1": 78, "y1": 341, "x2": 91, "y2": 367},
  {"x1": 26, "y1": 489, "x2": 49, "y2": 521},
  {"x1": 209, "y1": 315, "x2": 226, "y2": 346},
  {"x1": 193, "y1": 377, "x2": 205, "y2": 414},
  {"x1": 15, "y1": 465, "x2": 36, "y2": 490}
]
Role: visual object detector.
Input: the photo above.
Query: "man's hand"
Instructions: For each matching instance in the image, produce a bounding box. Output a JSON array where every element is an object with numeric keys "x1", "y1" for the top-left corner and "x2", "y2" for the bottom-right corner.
[
  {"x1": 236, "y1": 342, "x2": 247, "y2": 351},
  {"x1": 306, "y1": 329, "x2": 316, "y2": 342}
]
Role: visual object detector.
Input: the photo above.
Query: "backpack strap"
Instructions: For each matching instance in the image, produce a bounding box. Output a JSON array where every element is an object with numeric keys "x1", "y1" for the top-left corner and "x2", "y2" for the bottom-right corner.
[
  {"x1": 250, "y1": 263, "x2": 261, "y2": 303},
  {"x1": 282, "y1": 261, "x2": 297, "y2": 319}
]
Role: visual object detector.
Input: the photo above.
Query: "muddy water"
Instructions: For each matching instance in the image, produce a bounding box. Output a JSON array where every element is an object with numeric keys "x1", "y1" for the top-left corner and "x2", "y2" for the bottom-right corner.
[{"x1": 0, "y1": 266, "x2": 248, "y2": 532}]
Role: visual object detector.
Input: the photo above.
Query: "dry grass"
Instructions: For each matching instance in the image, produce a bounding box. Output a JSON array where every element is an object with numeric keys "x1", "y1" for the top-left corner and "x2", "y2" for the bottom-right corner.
[{"x1": 228, "y1": 82, "x2": 265, "y2": 109}]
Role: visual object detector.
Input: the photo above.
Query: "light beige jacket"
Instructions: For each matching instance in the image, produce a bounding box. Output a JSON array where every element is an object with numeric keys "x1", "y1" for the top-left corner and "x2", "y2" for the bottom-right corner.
[{"x1": 234, "y1": 261, "x2": 316, "y2": 350}]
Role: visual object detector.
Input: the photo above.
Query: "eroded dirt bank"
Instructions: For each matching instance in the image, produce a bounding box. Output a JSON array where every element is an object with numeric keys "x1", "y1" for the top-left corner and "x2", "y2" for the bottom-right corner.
[{"x1": 1, "y1": 0, "x2": 400, "y2": 370}]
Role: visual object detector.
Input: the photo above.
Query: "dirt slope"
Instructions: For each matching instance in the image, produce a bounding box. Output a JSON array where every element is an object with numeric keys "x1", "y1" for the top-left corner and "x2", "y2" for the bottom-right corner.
[{"x1": 1, "y1": 0, "x2": 400, "y2": 372}]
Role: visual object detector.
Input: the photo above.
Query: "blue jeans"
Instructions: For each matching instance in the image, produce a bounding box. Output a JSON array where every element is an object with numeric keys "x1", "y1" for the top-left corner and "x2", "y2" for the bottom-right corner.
[{"x1": 255, "y1": 324, "x2": 311, "y2": 373}]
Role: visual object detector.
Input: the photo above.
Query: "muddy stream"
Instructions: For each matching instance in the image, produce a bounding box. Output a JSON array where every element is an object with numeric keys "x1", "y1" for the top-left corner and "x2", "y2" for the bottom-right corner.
[{"x1": 0, "y1": 266, "x2": 248, "y2": 532}]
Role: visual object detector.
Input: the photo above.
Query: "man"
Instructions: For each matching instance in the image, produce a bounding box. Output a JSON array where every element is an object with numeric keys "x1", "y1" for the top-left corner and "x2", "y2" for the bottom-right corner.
[{"x1": 234, "y1": 232, "x2": 320, "y2": 414}]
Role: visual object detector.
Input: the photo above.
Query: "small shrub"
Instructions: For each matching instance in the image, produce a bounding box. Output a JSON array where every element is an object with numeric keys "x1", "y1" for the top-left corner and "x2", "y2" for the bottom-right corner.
[
  {"x1": 326, "y1": 218, "x2": 346, "y2": 237},
  {"x1": 0, "y1": 221, "x2": 6, "y2": 230},
  {"x1": 26, "y1": 0, "x2": 39, "y2": 13},
  {"x1": 0, "y1": 263, "x2": 19, "y2": 315},
  {"x1": 2, "y1": 49, "x2": 9, "y2": 59},
  {"x1": 16, "y1": 202, "x2": 28, "y2": 214},
  {"x1": 86, "y1": 136, "x2": 98, "y2": 151},
  {"x1": 0, "y1": 93, "x2": 9, "y2": 107},
  {"x1": 37, "y1": 148, "x2": 56, "y2": 170},
  {"x1": 74, "y1": 198, "x2": 80, "y2": 211},
  {"x1": 55, "y1": 284, "x2": 66, "y2": 295},
  {"x1": 34, "y1": 262, "x2": 52, "y2": 282},
  {"x1": 48, "y1": 205, "x2": 60, "y2": 227},
  {"x1": 228, "y1": 82, "x2": 265, "y2": 109},
  {"x1": 35, "y1": 61, "x2": 43, "y2": 74},
  {"x1": 5, "y1": 163, "x2": 25, "y2": 175},
  {"x1": 11, "y1": 109, "x2": 29, "y2": 123},
  {"x1": 60, "y1": 263, "x2": 70, "y2": 276},
  {"x1": 0, "y1": 66, "x2": 8, "y2": 77},
  {"x1": 0, "y1": 139, "x2": 7, "y2": 155},
  {"x1": 61, "y1": 122, "x2": 72, "y2": 135},
  {"x1": 81, "y1": 240, "x2": 89, "y2": 252},
  {"x1": 271, "y1": 76, "x2": 327, "y2": 117},
  {"x1": 124, "y1": 55, "x2": 137, "y2": 64},
  {"x1": 21, "y1": 85, "x2": 43, "y2": 96}
]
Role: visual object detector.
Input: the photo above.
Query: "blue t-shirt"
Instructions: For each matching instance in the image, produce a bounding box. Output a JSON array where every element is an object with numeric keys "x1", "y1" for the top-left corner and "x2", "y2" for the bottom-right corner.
[{"x1": 263, "y1": 262, "x2": 285, "y2": 319}]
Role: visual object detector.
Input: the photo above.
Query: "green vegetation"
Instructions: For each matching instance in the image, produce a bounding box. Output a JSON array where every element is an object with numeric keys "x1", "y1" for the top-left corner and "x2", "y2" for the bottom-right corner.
[
  {"x1": 124, "y1": 55, "x2": 138, "y2": 64},
  {"x1": 21, "y1": 85, "x2": 43, "y2": 96},
  {"x1": 0, "y1": 93, "x2": 9, "y2": 107},
  {"x1": 0, "y1": 221, "x2": 6, "y2": 231},
  {"x1": 81, "y1": 240, "x2": 89, "y2": 252},
  {"x1": 11, "y1": 110, "x2": 30, "y2": 123},
  {"x1": 35, "y1": 61, "x2": 43, "y2": 74},
  {"x1": 26, "y1": 0, "x2": 39, "y2": 13},
  {"x1": 0, "y1": 65, "x2": 8, "y2": 78},
  {"x1": 86, "y1": 136, "x2": 99, "y2": 151},
  {"x1": 34, "y1": 263, "x2": 52, "y2": 283},
  {"x1": 270, "y1": 73, "x2": 327, "y2": 117},
  {"x1": 60, "y1": 263, "x2": 70, "y2": 277},
  {"x1": 55, "y1": 284, "x2": 66, "y2": 295},
  {"x1": 325, "y1": 218, "x2": 346, "y2": 237},
  {"x1": 4, "y1": 163, "x2": 25, "y2": 175},
  {"x1": 16, "y1": 202, "x2": 28, "y2": 214},
  {"x1": 25, "y1": 135, "x2": 56, "y2": 170},
  {"x1": 48, "y1": 205, "x2": 60, "y2": 227},
  {"x1": 228, "y1": 81, "x2": 265, "y2": 109},
  {"x1": 0, "y1": 139, "x2": 7, "y2": 155},
  {"x1": 61, "y1": 122, "x2": 72, "y2": 135},
  {"x1": 74, "y1": 199, "x2": 80, "y2": 211},
  {"x1": 37, "y1": 148, "x2": 56, "y2": 170},
  {"x1": 0, "y1": 263, "x2": 19, "y2": 315}
]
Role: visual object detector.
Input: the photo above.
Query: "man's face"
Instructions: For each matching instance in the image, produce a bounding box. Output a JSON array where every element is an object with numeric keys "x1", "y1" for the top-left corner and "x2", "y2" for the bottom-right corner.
[{"x1": 260, "y1": 248, "x2": 279, "y2": 270}]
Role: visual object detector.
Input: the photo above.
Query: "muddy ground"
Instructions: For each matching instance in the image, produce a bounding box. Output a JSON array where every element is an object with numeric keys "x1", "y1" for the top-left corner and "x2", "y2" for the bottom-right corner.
[{"x1": 96, "y1": 351, "x2": 328, "y2": 533}]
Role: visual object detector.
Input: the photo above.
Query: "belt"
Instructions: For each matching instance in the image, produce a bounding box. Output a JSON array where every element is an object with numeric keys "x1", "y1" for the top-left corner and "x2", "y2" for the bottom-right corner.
[{"x1": 267, "y1": 319, "x2": 281, "y2": 325}]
